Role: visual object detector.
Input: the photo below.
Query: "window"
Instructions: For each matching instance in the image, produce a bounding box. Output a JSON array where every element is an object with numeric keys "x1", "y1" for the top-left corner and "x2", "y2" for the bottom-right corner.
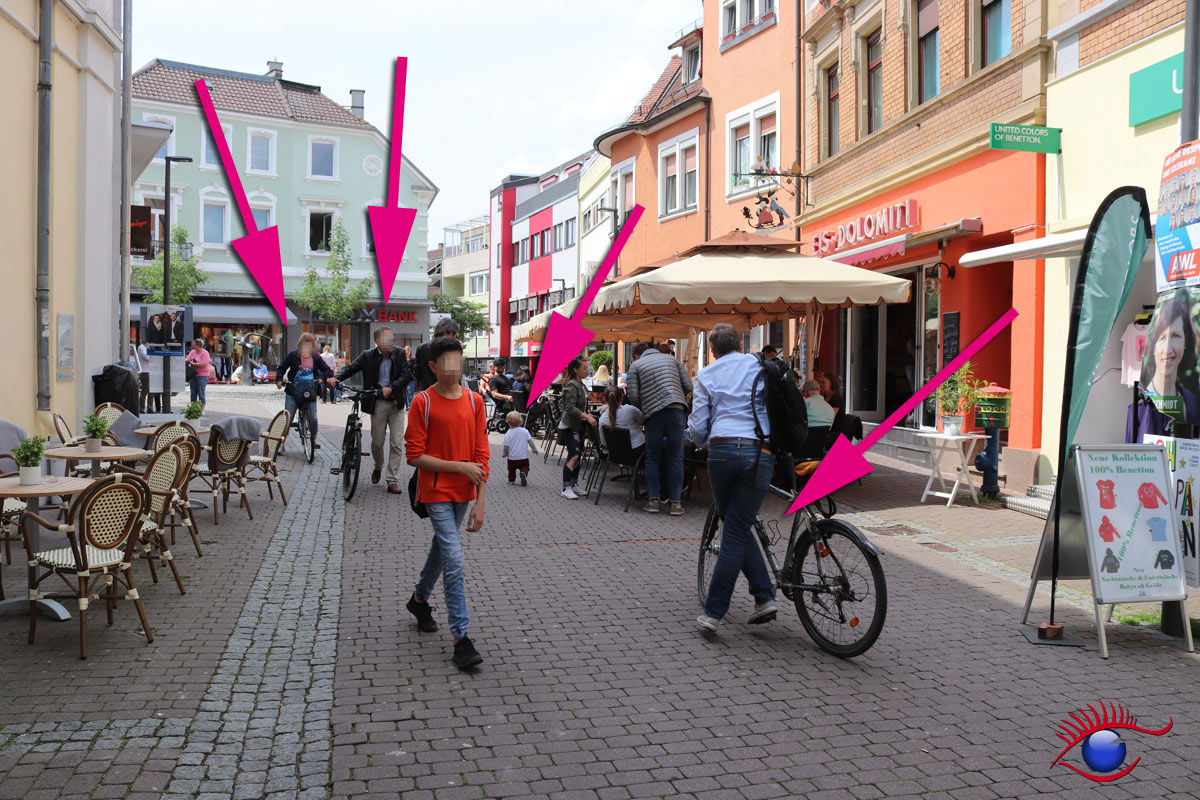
[
  {"x1": 982, "y1": 0, "x2": 1011, "y2": 66},
  {"x1": 740, "y1": 0, "x2": 755, "y2": 27},
  {"x1": 466, "y1": 234, "x2": 485, "y2": 252},
  {"x1": 146, "y1": 196, "x2": 167, "y2": 241},
  {"x1": 684, "y1": 45, "x2": 701, "y2": 85},
  {"x1": 826, "y1": 65, "x2": 840, "y2": 157},
  {"x1": 722, "y1": 1, "x2": 737, "y2": 36},
  {"x1": 308, "y1": 137, "x2": 338, "y2": 179},
  {"x1": 203, "y1": 204, "x2": 225, "y2": 244},
  {"x1": 684, "y1": 146, "x2": 698, "y2": 208},
  {"x1": 250, "y1": 135, "x2": 270, "y2": 172},
  {"x1": 621, "y1": 173, "x2": 634, "y2": 221},
  {"x1": 758, "y1": 113, "x2": 777, "y2": 170},
  {"x1": 252, "y1": 208, "x2": 270, "y2": 231},
  {"x1": 365, "y1": 210, "x2": 376, "y2": 254},
  {"x1": 542, "y1": 229, "x2": 552, "y2": 255},
  {"x1": 583, "y1": 209, "x2": 592, "y2": 231},
  {"x1": 663, "y1": 154, "x2": 678, "y2": 214},
  {"x1": 554, "y1": 223, "x2": 564, "y2": 251},
  {"x1": 521, "y1": 238, "x2": 529, "y2": 263},
  {"x1": 532, "y1": 233, "x2": 541, "y2": 260},
  {"x1": 469, "y1": 271, "x2": 489, "y2": 295},
  {"x1": 145, "y1": 114, "x2": 175, "y2": 161},
  {"x1": 725, "y1": 93, "x2": 779, "y2": 196},
  {"x1": 733, "y1": 123, "x2": 751, "y2": 186},
  {"x1": 866, "y1": 31, "x2": 883, "y2": 134},
  {"x1": 652, "y1": 126, "x2": 698, "y2": 216},
  {"x1": 917, "y1": 0, "x2": 940, "y2": 103},
  {"x1": 203, "y1": 128, "x2": 220, "y2": 166},
  {"x1": 762, "y1": 0, "x2": 775, "y2": 12},
  {"x1": 609, "y1": 158, "x2": 636, "y2": 226},
  {"x1": 512, "y1": 242, "x2": 521, "y2": 264},
  {"x1": 565, "y1": 218, "x2": 577, "y2": 247},
  {"x1": 309, "y1": 211, "x2": 333, "y2": 252}
]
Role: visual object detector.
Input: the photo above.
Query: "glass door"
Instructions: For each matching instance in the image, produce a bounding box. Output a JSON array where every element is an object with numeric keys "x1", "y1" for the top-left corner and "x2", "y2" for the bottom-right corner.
[
  {"x1": 846, "y1": 304, "x2": 883, "y2": 421},
  {"x1": 920, "y1": 263, "x2": 941, "y2": 427}
]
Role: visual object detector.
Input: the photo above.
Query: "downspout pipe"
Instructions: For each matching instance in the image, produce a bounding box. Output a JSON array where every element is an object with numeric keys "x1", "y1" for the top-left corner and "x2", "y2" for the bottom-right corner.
[
  {"x1": 703, "y1": 100, "x2": 711, "y2": 241},
  {"x1": 35, "y1": 0, "x2": 53, "y2": 414},
  {"x1": 794, "y1": 0, "x2": 803, "y2": 243},
  {"x1": 118, "y1": 0, "x2": 132, "y2": 363}
]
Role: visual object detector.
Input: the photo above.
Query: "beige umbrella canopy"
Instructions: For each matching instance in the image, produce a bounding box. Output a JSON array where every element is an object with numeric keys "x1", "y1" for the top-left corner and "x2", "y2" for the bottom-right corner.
[{"x1": 676, "y1": 229, "x2": 801, "y2": 257}]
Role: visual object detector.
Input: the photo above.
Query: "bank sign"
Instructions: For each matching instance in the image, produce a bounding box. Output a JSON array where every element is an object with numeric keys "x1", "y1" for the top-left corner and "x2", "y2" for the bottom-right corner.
[
  {"x1": 1129, "y1": 53, "x2": 1194, "y2": 127},
  {"x1": 811, "y1": 199, "x2": 919, "y2": 257}
]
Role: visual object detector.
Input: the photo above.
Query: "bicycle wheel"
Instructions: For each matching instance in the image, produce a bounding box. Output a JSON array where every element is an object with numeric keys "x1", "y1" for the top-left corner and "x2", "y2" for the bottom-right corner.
[
  {"x1": 790, "y1": 518, "x2": 886, "y2": 658},
  {"x1": 697, "y1": 504, "x2": 722, "y2": 609},
  {"x1": 299, "y1": 408, "x2": 316, "y2": 464},
  {"x1": 342, "y1": 426, "x2": 361, "y2": 501}
]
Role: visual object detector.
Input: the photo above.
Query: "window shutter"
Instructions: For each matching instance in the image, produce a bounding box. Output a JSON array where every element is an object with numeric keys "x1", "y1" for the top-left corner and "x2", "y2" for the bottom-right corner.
[
  {"x1": 664, "y1": 154, "x2": 677, "y2": 177},
  {"x1": 918, "y1": 0, "x2": 939, "y2": 37},
  {"x1": 622, "y1": 173, "x2": 634, "y2": 211},
  {"x1": 734, "y1": 124, "x2": 750, "y2": 141},
  {"x1": 759, "y1": 114, "x2": 776, "y2": 135},
  {"x1": 684, "y1": 146, "x2": 697, "y2": 172}
]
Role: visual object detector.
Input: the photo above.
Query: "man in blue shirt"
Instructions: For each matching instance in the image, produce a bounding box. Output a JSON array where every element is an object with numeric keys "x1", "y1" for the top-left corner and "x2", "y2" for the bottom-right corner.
[{"x1": 688, "y1": 323, "x2": 777, "y2": 632}]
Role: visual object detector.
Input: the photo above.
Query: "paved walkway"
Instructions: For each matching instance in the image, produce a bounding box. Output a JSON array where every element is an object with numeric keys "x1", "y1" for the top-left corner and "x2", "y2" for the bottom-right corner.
[{"x1": 0, "y1": 386, "x2": 1197, "y2": 799}]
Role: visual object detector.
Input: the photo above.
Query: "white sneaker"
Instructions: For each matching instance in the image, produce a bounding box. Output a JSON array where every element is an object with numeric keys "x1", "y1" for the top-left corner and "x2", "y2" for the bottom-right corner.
[
  {"x1": 696, "y1": 615, "x2": 720, "y2": 632},
  {"x1": 747, "y1": 601, "x2": 778, "y2": 625},
  {"x1": 561, "y1": 487, "x2": 579, "y2": 499}
]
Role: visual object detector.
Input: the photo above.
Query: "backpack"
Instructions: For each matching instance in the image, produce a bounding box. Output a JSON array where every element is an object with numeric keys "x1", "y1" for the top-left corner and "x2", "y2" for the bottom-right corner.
[
  {"x1": 408, "y1": 388, "x2": 477, "y2": 519},
  {"x1": 293, "y1": 367, "x2": 317, "y2": 401},
  {"x1": 751, "y1": 353, "x2": 809, "y2": 462}
]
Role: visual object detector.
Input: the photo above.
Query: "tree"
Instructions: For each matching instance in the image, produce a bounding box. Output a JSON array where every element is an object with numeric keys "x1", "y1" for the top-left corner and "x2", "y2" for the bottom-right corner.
[
  {"x1": 430, "y1": 293, "x2": 492, "y2": 337},
  {"x1": 293, "y1": 219, "x2": 372, "y2": 325},
  {"x1": 589, "y1": 349, "x2": 613, "y2": 371},
  {"x1": 132, "y1": 224, "x2": 209, "y2": 304}
]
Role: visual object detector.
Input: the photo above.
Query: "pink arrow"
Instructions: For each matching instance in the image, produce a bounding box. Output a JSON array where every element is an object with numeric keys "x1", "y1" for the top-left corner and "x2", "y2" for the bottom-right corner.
[
  {"x1": 787, "y1": 307, "x2": 1019, "y2": 514},
  {"x1": 194, "y1": 80, "x2": 286, "y2": 322},
  {"x1": 368, "y1": 57, "x2": 419, "y2": 304},
  {"x1": 529, "y1": 205, "x2": 645, "y2": 400}
]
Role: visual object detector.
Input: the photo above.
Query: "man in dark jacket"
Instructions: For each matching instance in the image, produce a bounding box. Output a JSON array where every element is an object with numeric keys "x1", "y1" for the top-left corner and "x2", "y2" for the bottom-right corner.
[
  {"x1": 414, "y1": 317, "x2": 461, "y2": 392},
  {"x1": 331, "y1": 328, "x2": 413, "y2": 492}
]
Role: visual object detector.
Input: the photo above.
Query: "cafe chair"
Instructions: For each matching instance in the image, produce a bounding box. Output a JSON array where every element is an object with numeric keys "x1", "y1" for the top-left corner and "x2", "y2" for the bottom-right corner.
[
  {"x1": 246, "y1": 411, "x2": 289, "y2": 506},
  {"x1": 194, "y1": 430, "x2": 253, "y2": 525},
  {"x1": 112, "y1": 445, "x2": 189, "y2": 594},
  {"x1": 93, "y1": 403, "x2": 126, "y2": 428},
  {"x1": 169, "y1": 435, "x2": 204, "y2": 557},
  {"x1": 146, "y1": 420, "x2": 196, "y2": 454},
  {"x1": 590, "y1": 426, "x2": 646, "y2": 512},
  {"x1": 53, "y1": 413, "x2": 83, "y2": 447},
  {"x1": 22, "y1": 473, "x2": 154, "y2": 659}
]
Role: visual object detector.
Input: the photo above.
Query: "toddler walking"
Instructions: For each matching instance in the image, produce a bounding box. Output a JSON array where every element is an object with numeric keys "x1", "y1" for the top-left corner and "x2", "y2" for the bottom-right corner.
[{"x1": 502, "y1": 412, "x2": 538, "y2": 485}]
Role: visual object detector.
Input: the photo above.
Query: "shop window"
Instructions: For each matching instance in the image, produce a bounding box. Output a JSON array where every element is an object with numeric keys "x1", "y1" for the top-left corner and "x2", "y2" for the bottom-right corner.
[
  {"x1": 981, "y1": 0, "x2": 1011, "y2": 66},
  {"x1": 309, "y1": 211, "x2": 333, "y2": 252},
  {"x1": 826, "y1": 64, "x2": 840, "y2": 157},
  {"x1": 866, "y1": 30, "x2": 883, "y2": 134},
  {"x1": 917, "y1": 0, "x2": 940, "y2": 104}
]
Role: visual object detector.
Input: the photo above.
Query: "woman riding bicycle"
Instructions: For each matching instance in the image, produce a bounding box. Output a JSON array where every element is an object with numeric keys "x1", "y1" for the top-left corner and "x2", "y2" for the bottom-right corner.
[{"x1": 277, "y1": 332, "x2": 335, "y2": 444}]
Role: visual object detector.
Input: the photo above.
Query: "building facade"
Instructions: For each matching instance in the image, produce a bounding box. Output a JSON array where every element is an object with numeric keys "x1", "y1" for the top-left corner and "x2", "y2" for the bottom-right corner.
[
  {"x1": 439, "y1": 217, "x2": 491, "y2": 370},
  {"x1": 131, "y1": 59, "x2": 437, "y2": 365}
]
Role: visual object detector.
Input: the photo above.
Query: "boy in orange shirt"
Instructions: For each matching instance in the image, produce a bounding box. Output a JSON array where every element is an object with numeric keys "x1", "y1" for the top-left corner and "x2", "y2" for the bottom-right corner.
[{"x1": 404, "y1": 337, "x2": 489, "y2": 669}]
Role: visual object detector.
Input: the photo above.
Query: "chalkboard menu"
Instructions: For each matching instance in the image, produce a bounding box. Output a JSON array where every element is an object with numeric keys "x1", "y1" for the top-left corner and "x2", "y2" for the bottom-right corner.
[{"x1": 942, "y1": 312, "x2": 960, "y2": 367}]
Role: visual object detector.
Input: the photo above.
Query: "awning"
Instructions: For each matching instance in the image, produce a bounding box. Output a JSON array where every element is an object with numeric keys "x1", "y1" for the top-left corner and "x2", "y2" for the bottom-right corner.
[
  {"x1": 131, "y1": 121, "x2": 172, "y2": 178},
  {"x1": 828, "y1": 218, "x2": 983, "y2": 266},
  {"x1": 958, "y1": 229, "x2": 1089, "y2": 268},
  {"x1": 133, "y1": 300, "x2": 298, "y2": 325}
]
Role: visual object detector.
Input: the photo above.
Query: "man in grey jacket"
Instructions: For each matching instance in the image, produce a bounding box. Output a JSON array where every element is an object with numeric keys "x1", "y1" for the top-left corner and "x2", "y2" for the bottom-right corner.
[{"x1": 626, "y1": 341, "x2": 693, "y2": 515}]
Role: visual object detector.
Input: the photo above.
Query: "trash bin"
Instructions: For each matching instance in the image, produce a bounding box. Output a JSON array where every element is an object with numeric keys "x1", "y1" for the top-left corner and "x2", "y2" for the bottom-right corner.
[{"x1": 92, "y1": 363, "x2": 140, "y2": 412}]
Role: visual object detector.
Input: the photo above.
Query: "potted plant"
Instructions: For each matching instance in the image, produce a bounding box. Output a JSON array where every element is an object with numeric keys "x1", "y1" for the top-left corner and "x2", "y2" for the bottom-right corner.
[
  {"x1": 183, "y1": 401, "x2": 204, "y2": 424},
  {"x1": 13, "y1": 436, "x2": 46, "y2": 485},
  {"x1": 82, "y1": 413, "x2": 109, "y2": 453},
  {"x1": 936, "y1": 361, "x2": 984, "y2": 435}
]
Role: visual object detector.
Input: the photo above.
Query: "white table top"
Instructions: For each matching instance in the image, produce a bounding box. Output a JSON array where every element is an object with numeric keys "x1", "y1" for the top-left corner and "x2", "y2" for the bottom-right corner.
[{"x1": 917, "y1": 431, "x2": 989, "y2": 442}]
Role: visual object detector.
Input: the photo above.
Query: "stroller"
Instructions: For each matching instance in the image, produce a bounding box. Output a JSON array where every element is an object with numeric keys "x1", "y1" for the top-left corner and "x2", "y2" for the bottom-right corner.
[{"x1": 487, "y1": 390, "x2": 529, "y2": 434}]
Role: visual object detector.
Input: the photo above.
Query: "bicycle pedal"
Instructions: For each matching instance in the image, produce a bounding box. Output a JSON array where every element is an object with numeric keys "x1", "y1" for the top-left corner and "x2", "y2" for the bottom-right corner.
[{"x1": 330, "y1": 468, "x2": 341, "y2": 475}]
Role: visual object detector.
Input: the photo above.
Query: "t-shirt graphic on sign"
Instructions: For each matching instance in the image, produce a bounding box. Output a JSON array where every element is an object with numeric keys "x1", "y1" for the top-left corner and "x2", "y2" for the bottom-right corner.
[
  {"x1": 1154, "y1": 549, "x2": 1176, "y2": 570},
  {"x1": 1147, "y1": 516, "x2": 1170, "y2": 542},
  {"x1": 1101, "y1": 548, "x2": 1121, "y2": 574},
  {"x1": 1137, "y1": 482, "x2": 1168, "y2": 509},
  {"x1": 1097, "y1": 515, "x2": 1121, "y2": 543},
  {"x1": 1096, "y1": 479, "x2": 1116, "y2": 509}
]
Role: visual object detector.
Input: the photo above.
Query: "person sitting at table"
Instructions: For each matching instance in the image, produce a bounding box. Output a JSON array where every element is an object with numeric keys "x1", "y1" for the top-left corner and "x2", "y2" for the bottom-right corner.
[
  {"x1": 592, "y1": 363, "x2": 611, "y2": 386},
  {"x1": 801, "y1": 381, "x2": 836, "y2": 428},
  {"x1": 818, "y1": 371, "x2": 845, "y2": 432},
  {"x1": 598, "y1": 386, "x2": 645, "y2": 458}
]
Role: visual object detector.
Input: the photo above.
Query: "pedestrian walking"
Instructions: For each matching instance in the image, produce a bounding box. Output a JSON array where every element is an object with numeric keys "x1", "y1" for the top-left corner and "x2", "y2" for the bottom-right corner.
[
  {"x1": 403, "y1": 345, "x2": 417, "y2": 407},
  {"x1": 413, "y1": 317, "x2": 461, "y2": 392},
  {"x1": 330, "y1": 328, "x2": 413, "y2": 493},
  {"x1": 276, "y1": 332, "x2": 336, "y2": 444},
  {"x1": 502, "y1": 411, "x2": 538, "y2": 485},
  {"x1": 404, "y1": 335, "x2": 488, "y2": 669},
  {"x1": 185, "y1": 338, "x2": 212, "y2": 407},
  {"x1": 135, "y1": 340, "x2": 157, "y2": 413},
  {"x1": 557, "y1": 356, "x2": 597, "y2": 500},
  {"x1": 625, "y1": 341, "x2": 692, "y2": 515},
  {"x1": 320, "y1": 345, "x2": 339, "y2": 403},
  {"x1": 689, "y1": 323, "x2": 777, "y2": 632}
]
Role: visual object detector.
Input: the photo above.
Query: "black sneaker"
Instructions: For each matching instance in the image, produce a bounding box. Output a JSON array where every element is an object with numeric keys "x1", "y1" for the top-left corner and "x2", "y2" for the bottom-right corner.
[
  {"x1": 406, "y1": 593, "x2": 438, "y2": 633},
  {"x1": 452, "y1": 637, "x2": 483, "y2": 669},
  {"x1": 520, "y1": 472, "x2": 527, "y2": 486}
]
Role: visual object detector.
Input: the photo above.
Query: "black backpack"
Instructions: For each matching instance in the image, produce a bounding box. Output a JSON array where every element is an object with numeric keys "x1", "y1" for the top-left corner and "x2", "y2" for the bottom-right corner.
[{"x1": 751, "y1": 354, "x2": 809, "y2": 461}]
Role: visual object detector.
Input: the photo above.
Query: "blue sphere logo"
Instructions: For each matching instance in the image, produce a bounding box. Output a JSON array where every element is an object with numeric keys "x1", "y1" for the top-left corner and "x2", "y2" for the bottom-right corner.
[{"x1": 1081, "y1": 730, "x2": 1126, "y2": 773}]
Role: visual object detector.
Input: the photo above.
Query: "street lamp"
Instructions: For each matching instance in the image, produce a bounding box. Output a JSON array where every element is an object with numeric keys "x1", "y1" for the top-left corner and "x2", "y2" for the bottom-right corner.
[
  {"x1": 597, "y1": 206, "x2": 620, "y2": 241},
  {"x1": 161, "y1": 155, "x2": 192, "y2": 413}
]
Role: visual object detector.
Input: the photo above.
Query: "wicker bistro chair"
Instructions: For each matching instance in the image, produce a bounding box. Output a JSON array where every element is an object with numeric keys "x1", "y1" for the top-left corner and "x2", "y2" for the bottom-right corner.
[
  {"x1": 193, "y1": 430, "x2": 253, "y2": 525},
  {"x1": 146, "y1": 421, "x2": 196, "y2": 454},
  {"x1": 111, "y1": 445, "x2": 188, "y2": 594},
  {"x1": 93, "y1": 403, "x2": 125, "y2": 428},
  {"x1": 169, "y1": 435, "x2": 204, "y2": 556},
  {"x1": 245, "y1": 410, "x2": 289, "y2": 505},
  {"x1": 22, "y1": 473, "x2": 154, "y2": 659}
]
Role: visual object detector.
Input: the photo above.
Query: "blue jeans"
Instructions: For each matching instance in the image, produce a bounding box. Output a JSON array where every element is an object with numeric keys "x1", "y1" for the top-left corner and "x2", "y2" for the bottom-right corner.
[
  {"x1": 562, "y1": 428, "x2": 583, "y2": 487},
  {"x1": 704, "y1": 443, "x2": 775, "y2": 619},
  {"x1": 643, "y1": 407, "x2": 686, "y2": 503},
  {"x1": 285, "y1": 394, "x2": 318, "y2": 437},
  {"x1": 405, "y1": 381, "x2": 416, "y2": 408},
  {"x1": 189, "y1": 376, "x2": 208, "y2": 406},
  {"x1": 415, "y1": 501, "x2": 470, "y2": 639}
]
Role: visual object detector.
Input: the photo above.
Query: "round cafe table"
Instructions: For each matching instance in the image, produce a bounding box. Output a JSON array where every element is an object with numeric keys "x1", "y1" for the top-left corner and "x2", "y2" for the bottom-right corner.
[
  {"x1": 0, "y1": 474, "x2": 94, "y2": 620},
  {"x1": 44, "y1": 445, "x2": 150, "y2": 478}
]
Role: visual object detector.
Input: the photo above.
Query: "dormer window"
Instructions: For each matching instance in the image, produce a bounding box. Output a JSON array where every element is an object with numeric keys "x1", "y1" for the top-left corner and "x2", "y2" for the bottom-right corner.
[{"x1": 684, "y1": 44, "x2": 701, "y2": 84}]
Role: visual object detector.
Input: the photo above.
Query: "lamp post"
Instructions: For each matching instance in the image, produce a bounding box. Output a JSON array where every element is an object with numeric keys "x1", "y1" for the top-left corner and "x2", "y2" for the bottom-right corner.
[{"x1": 161, "y1": 155, "x2": 192, "y2": 413}]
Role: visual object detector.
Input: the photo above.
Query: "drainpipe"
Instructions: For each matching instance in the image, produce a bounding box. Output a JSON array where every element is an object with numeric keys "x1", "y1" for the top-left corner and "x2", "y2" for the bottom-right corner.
[
  {"x1": 794, "y1": 0, "x2": 803, "y2": 244},
  {"x1": 118, "y1": 0, "x2": 132, "y2": 363},
  {"x1": 35, "y1": 0, "x2": 54, "y2": 414},
  {"x1": 703, "y1": 101, "x2": 711, "y2": 240}
]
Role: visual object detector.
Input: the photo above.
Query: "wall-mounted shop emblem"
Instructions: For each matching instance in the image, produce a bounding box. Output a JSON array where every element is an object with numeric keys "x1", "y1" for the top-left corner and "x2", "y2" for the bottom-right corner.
[{"x1": 811, "y1": 199, "x2": 919, "y2": 256}]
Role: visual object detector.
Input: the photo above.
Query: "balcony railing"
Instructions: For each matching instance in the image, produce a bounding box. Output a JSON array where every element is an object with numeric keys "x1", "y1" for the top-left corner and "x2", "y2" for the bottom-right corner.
[{"x1": 134, "y1": 238, "x2": 197, "y2": 261}]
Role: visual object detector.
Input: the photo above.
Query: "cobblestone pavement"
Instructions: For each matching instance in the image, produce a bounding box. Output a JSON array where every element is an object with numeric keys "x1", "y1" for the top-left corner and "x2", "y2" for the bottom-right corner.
[{"x1": 1, "y1": 386, "x2": 1198, "y2": 799}]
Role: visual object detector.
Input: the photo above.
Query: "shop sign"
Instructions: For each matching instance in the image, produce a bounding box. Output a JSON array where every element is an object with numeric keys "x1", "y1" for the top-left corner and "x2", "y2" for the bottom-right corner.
[
  {"x1": 364, "y1": 307, "x2": 418, "y2": 324},
  {"x1": 988, "y1": 123, "x2": 1061, "y2": 154},
  {"x1": 811, "y1": 199, "x2": 918, "y2": 256},
  {"x1": 1140, "y1": 434, "x2": 1200, "y2": 587},
  {"x1": 1129, "y1": 53, "x2": 1188, "y2": 128},
  {"x1": 130, "y1": 205, "x2": 151, "y2": 258}
]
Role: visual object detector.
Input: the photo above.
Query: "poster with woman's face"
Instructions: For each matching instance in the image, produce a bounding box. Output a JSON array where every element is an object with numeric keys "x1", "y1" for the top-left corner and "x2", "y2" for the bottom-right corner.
[{"x1": 1142, "y1": 287, "x2": 1200, "y2": 424}]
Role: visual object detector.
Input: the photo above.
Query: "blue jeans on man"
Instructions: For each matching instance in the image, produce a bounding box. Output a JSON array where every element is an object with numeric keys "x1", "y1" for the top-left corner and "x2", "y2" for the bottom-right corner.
[
  {"x1": 703, "y1": 442, "x2": 775, "y2": 619},
  {"x1": 415, "y1": 501, "x2": 471, "y2": 639},
  {"x1": 643, "y1": 406, "x2": 686, "y2": 503}
]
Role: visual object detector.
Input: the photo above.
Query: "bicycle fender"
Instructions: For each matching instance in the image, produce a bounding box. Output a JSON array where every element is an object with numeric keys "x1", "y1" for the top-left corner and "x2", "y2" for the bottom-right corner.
[{"x1": 812, "y1": 517, "x2": 881, "y2": 557}]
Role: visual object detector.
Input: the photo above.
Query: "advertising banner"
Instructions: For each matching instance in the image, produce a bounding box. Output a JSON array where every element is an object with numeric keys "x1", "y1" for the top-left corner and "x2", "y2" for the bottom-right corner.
[
  {"x1": 1139, "y1": 287, "x2": 1200, "y2": 424},
  {"x1": 1154, "y1": 140, "x2": 1200, "y2": 291},
  {"x1": 140, "y1": 304, "x2": 192, "y2": 356},
  {"x1": 1074, "y1": 444, "x2": 1187, "y2": 605},
  {"x1": 1141, "y1": 433, "x2": 1200, "y2": 587}
]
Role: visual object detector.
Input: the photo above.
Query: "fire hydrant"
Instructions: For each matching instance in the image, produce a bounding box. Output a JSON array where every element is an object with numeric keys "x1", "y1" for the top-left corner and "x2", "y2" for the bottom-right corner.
[{"x1": 973, "y1": 383, "x2": 1012, "y2": 497}]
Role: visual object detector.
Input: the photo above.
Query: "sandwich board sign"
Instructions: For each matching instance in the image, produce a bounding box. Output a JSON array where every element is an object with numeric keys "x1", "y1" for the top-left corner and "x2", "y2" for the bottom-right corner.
[
  {"x1": 1023, "y1": 444, "x2": 1192, "y2": 657},
  {"x1": 1141, "y1": 433, "x2": 1200, "y2": 588}
]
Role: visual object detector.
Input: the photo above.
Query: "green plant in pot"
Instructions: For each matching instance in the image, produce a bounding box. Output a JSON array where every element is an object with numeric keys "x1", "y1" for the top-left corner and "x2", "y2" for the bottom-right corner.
[
  {"x1": 13, "y1": 436, "x2": 47, "y2": 485},
  {"x1": 183, "y1": 401, "x2": 204, "y2": 422},
  {"x1": 936, "y1": 361, "x2": 985, "y2": 435},
  {"x1": 82, "y1": 413, "x2": 109, "y2": 453}
]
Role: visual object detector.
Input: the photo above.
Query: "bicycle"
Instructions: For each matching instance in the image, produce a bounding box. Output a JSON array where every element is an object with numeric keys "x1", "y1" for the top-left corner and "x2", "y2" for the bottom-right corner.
[
  {"x1": 280, "y1": 380, "x2": 319, "y2": 464},
  {"x1": 328, "y1": 387, "x2": 380, "y2": 501},
  {"x1": 697, "y1": 468, "x2": 887, "y2": 658}
]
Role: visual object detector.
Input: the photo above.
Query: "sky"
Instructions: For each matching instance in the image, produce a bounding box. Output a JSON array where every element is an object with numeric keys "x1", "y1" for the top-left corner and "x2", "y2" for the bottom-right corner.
[{"x1": 132, "y1": 0, "x2": 701, "y2": 246}]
